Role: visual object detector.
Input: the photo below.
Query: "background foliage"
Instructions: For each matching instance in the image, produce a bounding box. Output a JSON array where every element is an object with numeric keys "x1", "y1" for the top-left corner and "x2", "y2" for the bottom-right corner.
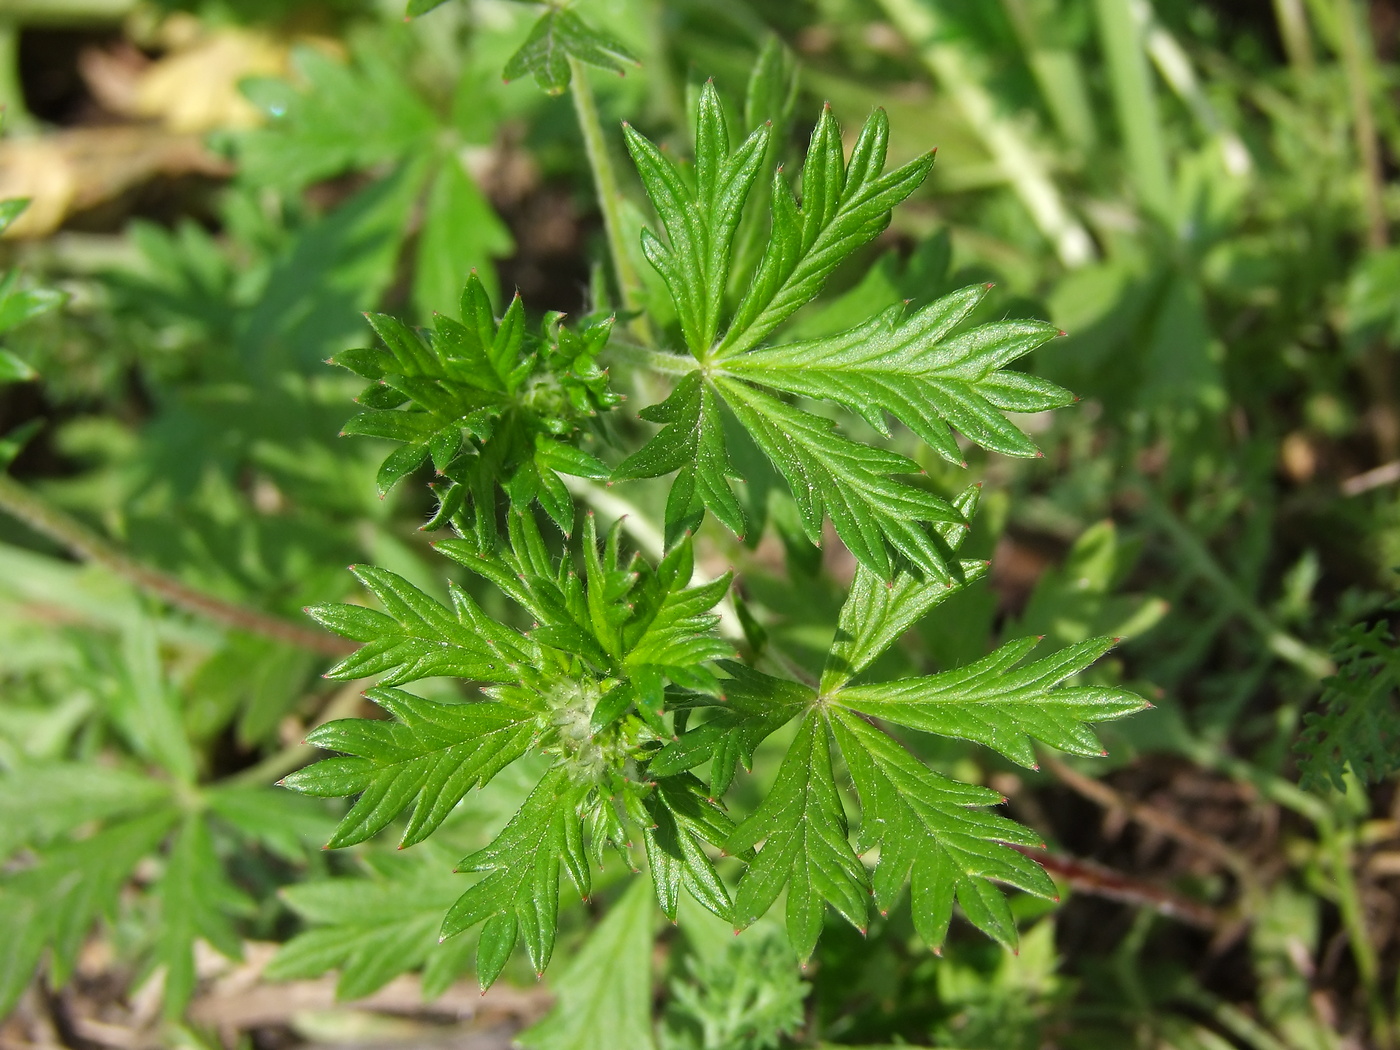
[{"x1": 0, "y1": 0, "x2": 1398, "y2": 1047}]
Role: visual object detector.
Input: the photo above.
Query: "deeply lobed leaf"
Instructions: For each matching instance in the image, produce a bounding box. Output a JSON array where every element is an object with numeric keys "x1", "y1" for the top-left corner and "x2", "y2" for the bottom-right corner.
[
  {"x1": 282, "y1": 687, "x2": 536, "y2": 848},
  {"x1": 835, "y1": 636, "x2": 1147, "y2": 768}
]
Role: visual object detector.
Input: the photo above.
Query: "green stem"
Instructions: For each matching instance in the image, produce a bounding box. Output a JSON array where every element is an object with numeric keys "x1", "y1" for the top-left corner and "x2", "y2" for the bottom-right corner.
[
  {"x1": 875, "y1": 0, "x2": 1097, "y2": 268},
  {"x1": 1322, "y1": 821, "x2": 1393, "y2": 1048},
  {"x1": 0, "y1": 473, "x2": 353, "y2": 657},
  {"x1": 606, "y1": 337, "x2": 694, "y2": 374},
  {"x1": 1272, "y1": 0, "x2": 1317, "y2": 72},
  {"x1": 1332, "y1": 0, "x2": 1388, "y2": 248},
  {"x1": 0, "y1": 0, "x2": 135, "y2": 22},
  {"x1": 1140, "y1": 492, "x2": 1335, "y2": 680},
  {"x1": 1094, "y1": 0, "x2": 1174, "y2": 220},
  {"x1": 569, "y1": 56, "x2": 654, "y2": 343},
  {"x1": 1131, "y1": 0, "x2": 1251, "y2": 177},
  {"x1": 221, "y1": 681, "x2": 368, "y2": 787},
  {"x1": 0, "y1": 18, "x2": 34, "y2": 133}
]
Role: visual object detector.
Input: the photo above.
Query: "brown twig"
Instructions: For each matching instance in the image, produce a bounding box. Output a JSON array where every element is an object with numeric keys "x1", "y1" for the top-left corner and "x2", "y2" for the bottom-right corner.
[
  {"x1": 1040, "y1": 753, "x2": 1256, "y2": 885},
  {"x1": 0, "y1": 473, "x2": 353, "y2": 657},
  {"x1": 1007, "y1": 843, "x2": 1221, "y2": 928}
]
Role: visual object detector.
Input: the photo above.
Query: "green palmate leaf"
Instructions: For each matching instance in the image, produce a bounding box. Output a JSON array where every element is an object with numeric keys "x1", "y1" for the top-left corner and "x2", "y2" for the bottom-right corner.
[
  {"x1": 716, "y1": 105, "x2": 935, "y2": 358},
  {"x1": 649, "y1": 662, "x2": 809, "y2": 797},
  {"x1": 0, "y1": 811, "x2": 176, "y2": 1016},
  {"x1": 436, "y1": 509, "x2": 734, "y2": 731},
  {"x1": 724, "y1": 709, "x2": 869, "y2": 959},
  {"x1": 716, "y1": 376, "x2": 963, "y2": 581},
  {"x1": 157, "y1": 817, "x2": 252, "y2": 1016},
  {"x1": 442, "y1": 767, "x2": 589, "y2": 986},
  {"x1": 239, "y1": 45, "x2": 438, "y2": 191},
  {"x1": 282, "y1": 687, "x2": 536, "y2": 848},
  {"x1": 622, "y1": 81, "x2": 771, "y2": 357},
  {"x1": 820, "y1": 484, "x2": 987, "y2": 694},
  {"x1": 334, "y1": 274, "x2": 617, "y2": 537},
  {"x1": 518, "y1": 877, "x2": 658, "y2": 1050},
  {"x1": 613, "y1": 371, "x2": 747, "y2": 544},
  {"x1": 268, "y1": 845, "x2": 475, "y2": 1000},
  {"x1": 835, "y1": 636, "x2": 1147, "y2": 769},
  {"x1": 641, "y1": 775, "x2": 735, "y2": 923},
  {"x1": 725, "y1": 287, "x2": 1074, "y2": 462},
  {"x1": 621, "y1": 98, "x2": 1065, "y2": 580},
  {"x1": 828, "y1": 709, "x2": 1053, "y2": 952},
  {"x1": 504, "y1": 9, "x2": 639, "y2": 95},
  {"x1": 307, "y1": 564, "x2": 533, "y2": 686}
]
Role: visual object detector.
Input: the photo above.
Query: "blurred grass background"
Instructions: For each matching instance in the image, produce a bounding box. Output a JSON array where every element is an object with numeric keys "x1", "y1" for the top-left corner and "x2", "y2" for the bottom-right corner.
[{"x1": 0, "y1": 1, "x2": 1397, "y2": 1048}]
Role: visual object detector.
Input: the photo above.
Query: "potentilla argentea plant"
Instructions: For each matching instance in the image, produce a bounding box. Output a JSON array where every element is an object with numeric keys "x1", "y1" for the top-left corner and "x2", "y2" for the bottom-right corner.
[{"x1": 284, "y1": 33, "x2": 1146, "y2": 987}]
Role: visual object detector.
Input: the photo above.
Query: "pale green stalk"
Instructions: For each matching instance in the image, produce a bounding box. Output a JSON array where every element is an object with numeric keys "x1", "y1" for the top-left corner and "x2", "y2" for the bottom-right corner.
[
  {"x1": 1001, "y1": 0, "x2": 1099, "y2": 151},
  {"x1": 604, "y1": 338, "x2": 695, "y2": 375},
  {"x1": 0, "y1": 19, "x2": 33, "y2": 133},
  {"x1": 1331, "y1": 0, "x2": 1388, "y2": 248},
  {"x1": 568, "y1": 56, "x2": 654, "y2": 342},
  {"x1": 1093, "y1": 0, "x2": 1174, "y2": 220},
  {"x1": 1130, "y1": 0, "x2": 1252, "y2": 176},
  {"x1": 875, "y1": 0, "x2": 1097, "y2": 268},
  {"x1": 220, "y1": 680, "x2": 369, "y2": 787},
  {"x1": 0, "y1": 0, "x2": 135, "y2": 21},
  {"x1": 1322, "y1": 822, "x2": 1394, "y2": 1048},
  {"x1": 1272, "y1": 0, "x2": 1317, "y2": 72}
]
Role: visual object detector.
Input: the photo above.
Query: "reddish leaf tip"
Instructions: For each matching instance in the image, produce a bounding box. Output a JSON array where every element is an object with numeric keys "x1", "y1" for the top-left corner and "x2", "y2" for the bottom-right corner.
[
  {"x1": 1031, "y1": 763, "x2": 1041, "y2": 771},
  {"x1": 1057, "y1": 329, "x2": 1068, "y2": 337},
  {"x1": 984, "y1": 281, "x2": 996, "y2": 290}
]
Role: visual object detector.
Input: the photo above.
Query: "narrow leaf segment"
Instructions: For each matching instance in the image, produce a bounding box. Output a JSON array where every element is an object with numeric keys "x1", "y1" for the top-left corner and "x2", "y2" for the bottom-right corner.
[{"x1": 619, "y1": 89, "x2": 1072, "y2": 578}]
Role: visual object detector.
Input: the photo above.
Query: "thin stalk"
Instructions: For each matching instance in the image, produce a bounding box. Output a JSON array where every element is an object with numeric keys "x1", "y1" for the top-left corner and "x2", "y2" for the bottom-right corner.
[
  {"x1": 0, "y1": 473, "x2": 353, "y2": 657},
  {"x1": 569, "y1": 56, "x2": 654, "y2": 344},
  {"x1": 1140, "y1": 492, "x2": 1335, "y2": 680},
  {"x1": 1322, "y1": 822, "x2": 1393, "y2": 1048},
  {"x1": 1130, "y1": 0, "x2": 1252, "y2": 177},
  {"x1": 221, "y1": 680, "x2": 368, "y2": 787},
  {"x1": 0, "y1": 0, "x2": 136, "y2": 22},
  {"x1": 605, "y1": 338, "x2": 695, "y2": 375},
  {"x1": 1094, "y1": 0, "x2": 1174, "y2": 220},
  {"x1": 1272, "y1": 0, "x2": 1317, "y2": 73},
  {"x1": 875, "y1": 0, "x2": 1097, "y2": 268},
  {"x1": 1001, "y1": 0, "x2": 1099, "y2": 152},
  {"x1": 1332, "y1": 0, "x2": 1388, "y2": 248},
  {"x1": 0, "y1": 18, "x2": 34, "y2": 133}
]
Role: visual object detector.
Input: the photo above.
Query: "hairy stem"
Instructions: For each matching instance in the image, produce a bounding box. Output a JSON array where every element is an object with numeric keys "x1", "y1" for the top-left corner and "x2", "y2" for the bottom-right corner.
[
  {"x1": 0, "y1": 473, "x2": 353, "y2": 657},
  {"x1": 569, "y1": 56, "x2": 654, "y2": 344},
  {"x1": 605, "y1": 338, "x2": 695, "y2": 375}
]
